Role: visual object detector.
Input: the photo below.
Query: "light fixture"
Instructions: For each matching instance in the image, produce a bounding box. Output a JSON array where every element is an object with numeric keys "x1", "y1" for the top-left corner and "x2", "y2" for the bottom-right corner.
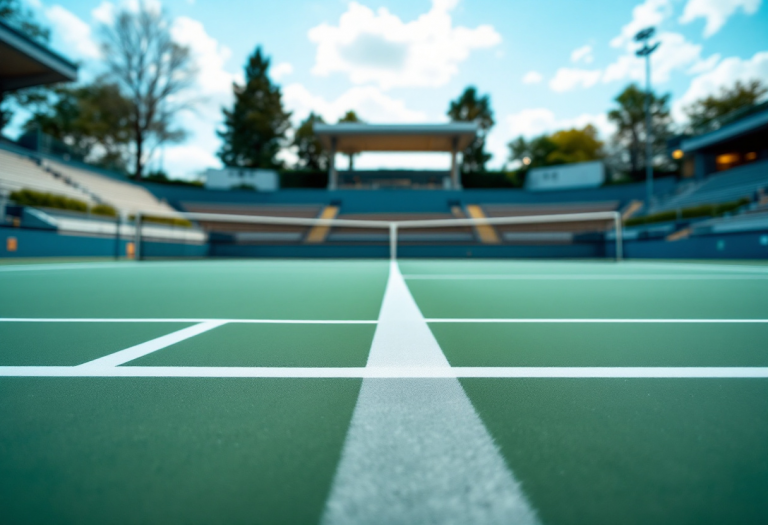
[
  {"x1": 522, "y1": 157, "x2": 531, "y2": 166},
  {"x1": 672, "y1": 149, "x2": 684, "y2": 160}
]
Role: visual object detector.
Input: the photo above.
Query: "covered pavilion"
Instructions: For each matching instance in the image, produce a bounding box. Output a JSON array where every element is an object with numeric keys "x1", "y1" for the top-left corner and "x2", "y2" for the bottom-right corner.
[{"x1": 314, "y1": 123, "x2": 477, "y2": 190}]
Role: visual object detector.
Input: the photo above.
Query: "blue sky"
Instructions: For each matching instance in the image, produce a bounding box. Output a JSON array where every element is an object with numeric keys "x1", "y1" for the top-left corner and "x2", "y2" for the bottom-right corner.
[{"x1": 18, "y1": 0, "x2": 768, "y2": 176}]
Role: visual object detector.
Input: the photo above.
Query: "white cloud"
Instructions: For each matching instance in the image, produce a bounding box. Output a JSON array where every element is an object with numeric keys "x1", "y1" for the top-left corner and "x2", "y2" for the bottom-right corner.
[
  {"x1": 504, "y1": 108, "x2": 615, "y2": 140},
  {"x1": 571, "y1": 45, "x2": 594, "y2": 64},
  {"x1": 45, "y1": 5, "x2": 101, "y2": 59},
  {"x1": 308, "y1": 0, "x2": 501, "y2": 89},
  {"x1": 549, "y1": 68, "x2": 602, "y2": 92},
  {"x1": 679, "y1": 0, "x2": 761, "y2": 37},
  {"x1": 673, "y1": 51, "x2": 768, "y2": 120},
  {"x1": 611, "y1": 0, "x2": 672, "y2": 48},
  {"x1": 170, "y1": 17, "x2": 237, "y2": 97},
  {"x1": 91, "y1": 1, "x2": 115, "y2": 24},
  {"x1": 271, "y1": 62, "x2": 294, "y2": 81},
  {"x1": 522, "y1": 71, "x2": 543, "y2": 84},
  {"x1": 687, "y1": 52, "x2": 721, "y2": 74},
  {"x1": 282, "y1": 83, "x2": 429, "y2": 125}
]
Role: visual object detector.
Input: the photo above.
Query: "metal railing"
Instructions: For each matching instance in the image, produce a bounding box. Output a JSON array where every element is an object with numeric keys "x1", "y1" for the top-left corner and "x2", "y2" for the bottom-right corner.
[{"x1": 133, "y1": 210, "x2": 623, "y2": 261}]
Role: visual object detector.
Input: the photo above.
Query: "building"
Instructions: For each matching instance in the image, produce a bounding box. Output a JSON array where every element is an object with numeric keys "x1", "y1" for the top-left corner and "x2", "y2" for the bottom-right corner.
[
  {"x1": 204, "y1": 167, "x2": 279, "y2": 191},
  {"x1": 679, "y1": 103, "x2": 768, "y2": 179}
]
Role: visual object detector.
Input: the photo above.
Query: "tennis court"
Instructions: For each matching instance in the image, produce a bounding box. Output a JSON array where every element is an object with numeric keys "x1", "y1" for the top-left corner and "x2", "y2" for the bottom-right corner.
[{"x1": 1, "y1": 258, "x2": 767, "y2": 524}]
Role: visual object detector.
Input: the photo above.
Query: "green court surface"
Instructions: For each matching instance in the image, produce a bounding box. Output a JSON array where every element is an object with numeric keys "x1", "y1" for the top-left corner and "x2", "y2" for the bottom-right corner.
[{"x1": 1, "y1": 259, "x2": 767, "y2": 524}]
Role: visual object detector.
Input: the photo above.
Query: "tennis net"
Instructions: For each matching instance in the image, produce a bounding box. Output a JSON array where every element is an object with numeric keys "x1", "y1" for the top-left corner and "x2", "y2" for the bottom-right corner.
[{"x1": 133, "y1": 210, "x2": 623, "y2": 261}]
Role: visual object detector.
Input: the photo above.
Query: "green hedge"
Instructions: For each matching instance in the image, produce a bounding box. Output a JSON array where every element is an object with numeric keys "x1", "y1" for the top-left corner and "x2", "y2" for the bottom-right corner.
[
  {"x1": 91, "y1": 203, "x2": 118, "y2": 217},
  {"x1": 625, "y1": 197, "x2": 751, "y2": 227},
  {"x1": 10, "y1": 189, "x2": 89, "y2": 212},
  {"x1": 10, "y1": 189, "x2": 122, "y2": 218},
  {"x1": 129, "y1": 214, "x2": 193, "y2": 228}
]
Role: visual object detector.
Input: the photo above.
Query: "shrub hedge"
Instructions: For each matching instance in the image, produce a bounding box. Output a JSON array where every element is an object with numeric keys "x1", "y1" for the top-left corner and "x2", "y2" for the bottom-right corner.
[
  {"x1": 625, "y1": 197, "x2": 751, "y2": 227},
  {"x1": 10, "y1": 189, "x2": 89, "y2": 212}
]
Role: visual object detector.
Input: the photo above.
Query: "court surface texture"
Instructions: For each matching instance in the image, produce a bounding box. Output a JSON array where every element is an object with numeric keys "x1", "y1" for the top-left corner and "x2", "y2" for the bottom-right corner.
[{"x1": 1, "y1": 258, "x2": 767, "y2": 524}]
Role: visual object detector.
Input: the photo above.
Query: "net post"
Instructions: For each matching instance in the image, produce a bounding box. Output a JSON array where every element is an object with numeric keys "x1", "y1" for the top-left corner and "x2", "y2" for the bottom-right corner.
[
  {"x1": 389, "y1": 223, "x2": 398, "y2": 260},
  {"x1": 134, "y1": 212, "x2": 142, "y2": 261},
  {"x1": 613, "y1": 212, "x2": 623, "y2": 262}
]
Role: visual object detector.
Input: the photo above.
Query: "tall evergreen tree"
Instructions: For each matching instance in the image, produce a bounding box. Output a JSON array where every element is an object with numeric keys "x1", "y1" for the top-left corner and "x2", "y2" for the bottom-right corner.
[
  {"x1": 293, "y1": 112, "x2": 327, "y2": 171},
  {"x1": 447, "y1": 87, "x2": 494, "y2": 173},
  {"x1": 218, "y1": 47, "x2": 291, "y2": 169}
]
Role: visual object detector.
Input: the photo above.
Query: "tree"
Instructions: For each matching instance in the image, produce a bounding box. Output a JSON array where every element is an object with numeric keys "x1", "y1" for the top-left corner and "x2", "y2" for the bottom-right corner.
[
  {"x1": 293, "y1": 112, "x2": 328, "y2": 170},
  {"x1": 507, "y1": 125, "x2": 604, "y2": 172},
  {"x1": 338, "y1": 110, "x2": 362, "y2": 170},
  {"x1": 218, "y1": 47, "x2": 291, "y2": 169},
  {"x1": 100, "y1": 4, "x2": 196, "y2": 179},
  {"x1": 0, "y1": 0, "x2": 51, "y2": 132},
  {"x1": 685, "y1": 79, "x2": 767, "y2": 134},
  {"x1": 23, "y1": 81, "x2": 133, "y2": 172},
  {"x1": 607, "y1": 84, "x2": 672, "y2": 179},
  {"x1": 547, "y1": 125, "x2": 604, "y2": 164},
  {"x1": 447, "y1": 86, "x2": 494, "y2": 173}
]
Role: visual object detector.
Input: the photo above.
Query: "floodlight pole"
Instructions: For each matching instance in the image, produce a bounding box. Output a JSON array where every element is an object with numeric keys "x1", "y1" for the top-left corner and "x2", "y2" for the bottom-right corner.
[{"x1": 635, "y1": 28, "x2": 660, "y2": 213}]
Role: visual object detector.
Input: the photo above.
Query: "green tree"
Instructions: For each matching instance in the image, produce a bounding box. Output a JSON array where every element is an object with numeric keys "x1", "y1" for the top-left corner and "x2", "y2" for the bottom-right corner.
[
  {"x1": 685, "y1": 79, "x2": 767, "y2": 134},
  {"x1": 0, "y1": 0, "x2": 52, "y2": 132},
  {"x1": 23, "y1": 81, "x2": 133, "y2": 172},
  {"x1": 607, "y1": 84, "x2": 672, "y2": 179},
  {"x1": 337, "y1": 110, "x2": 363, "y2": 170},
  {"x1": 447, "y1": 86, "x2": 494, "y2": 173},
  {"x1": 508, "y1": 135, "x2": 557, "y2": 169},
  {"x1": 547, "y1": 125, "x2": 604, "y2": 164},
  {"x1": 100, "y1": 4, "x2": 196, "y2": 179},
  {"x1": 293, "y1": 112, "x2": 327, "y2": 170},
  {"x1": 218, "y1": 47, "x2": 291, "y2": 169}
]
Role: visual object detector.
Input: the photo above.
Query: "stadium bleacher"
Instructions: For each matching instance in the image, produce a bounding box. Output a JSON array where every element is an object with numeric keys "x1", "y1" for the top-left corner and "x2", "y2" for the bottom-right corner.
[
  {"x1": 652, "y1": 160, "x2": 768, "y2": 212},
  {"x1": 0, "y1": 148, "x2": 95, "y2": 204},
  {"x1": 44, "y1": 159, "x2": 179, "y2": 216}
]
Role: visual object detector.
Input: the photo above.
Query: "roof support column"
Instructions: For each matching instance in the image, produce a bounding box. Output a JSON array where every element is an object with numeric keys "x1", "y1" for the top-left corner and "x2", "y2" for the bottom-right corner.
[
  {"x1": 450, "y1": 137, "x2": 461, "y2": 190},
  {"x1": 328, "y1": 137, "x2": 338, "y2": 190}
]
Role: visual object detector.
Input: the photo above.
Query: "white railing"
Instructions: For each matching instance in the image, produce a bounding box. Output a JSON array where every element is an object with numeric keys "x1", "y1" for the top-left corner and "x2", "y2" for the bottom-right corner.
[{"x1": 133, "y1": 210, "x2": 623, "y2": 261}]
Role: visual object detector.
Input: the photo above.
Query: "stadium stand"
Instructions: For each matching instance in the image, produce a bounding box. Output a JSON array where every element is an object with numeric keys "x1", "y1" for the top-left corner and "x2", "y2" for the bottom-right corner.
[
  {"x1": 0, "y1": 148, "x2": 95, "y2": 204},
  {"x1": 652, "y1": 160, "x2": 768, "y2": 212},
  {"x1": 181, "y1": 202, "x2": 324, "y2": 243},
  {"x1": 44, "y1": 159, "x2": 179, "y2": 216}
]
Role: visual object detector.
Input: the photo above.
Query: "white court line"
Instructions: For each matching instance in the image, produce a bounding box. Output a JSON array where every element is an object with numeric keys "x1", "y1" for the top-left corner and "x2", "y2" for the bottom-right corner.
[
  {"x1": 0, "y1": 318, "x2": 376, "y2": 324},
  {"x1": 425, "y1": 318, "x2": 768, "y2": 323},
  {"x1": 1, "y1": 367, "x2": 767, "y2": 378},
  {"x1": 320, "y1": 261, "x2": 540, "y2": 525},
  {"x1": 2, "y1": 318, "x2": 765, "y2": 323},
  {"x1": 404, "y1": 274, "x2": 768, "y2": 280},
  {"x1": 77, "y1": 321, "x2": 226, "y2": 368}
]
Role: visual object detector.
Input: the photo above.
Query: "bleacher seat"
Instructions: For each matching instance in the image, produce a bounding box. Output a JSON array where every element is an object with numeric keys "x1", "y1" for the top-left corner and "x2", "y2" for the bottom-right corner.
[
  {"x1": 332, "y1": 213, "x2": 473, "y2": 243},
  {"x1": 653, "y1": 160, "x2": 768, "y2": 212},
  {"x1": 480, "y1": 202, "x2": 619, "y2": 243},
  {"x1": 181, "y1": 203, "x2": 325, "y2": 243},
  {"x1": 44, "y1": 160, "x2": 179, "y2": 216},
  {"x1": 0, "y1": 149, "x2": 95, "y2": 204}
]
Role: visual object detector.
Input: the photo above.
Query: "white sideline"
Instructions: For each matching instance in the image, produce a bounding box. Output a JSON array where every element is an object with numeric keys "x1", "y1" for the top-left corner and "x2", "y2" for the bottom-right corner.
[
  {"x1": 0, "y1": 318, "x2": 376, "y2": 324},
  {"x1": 2, "y1": 318, "x2": 765, "y2": 323},
  {"x1": 320, "y1": 261, "x2": 540, "y2": 525},
  {"x1": 1, "y1": 366, "x2": 767, "y2": 378},
  {"x1": 425, "y1": 318, "x2": 768, "y2": 323},
  {"x1": 404, "y1": 274, "x2": 768, "y2": 280},
  {"x1": 77, "y1": 321, "x2": 226, "y2": 368}
]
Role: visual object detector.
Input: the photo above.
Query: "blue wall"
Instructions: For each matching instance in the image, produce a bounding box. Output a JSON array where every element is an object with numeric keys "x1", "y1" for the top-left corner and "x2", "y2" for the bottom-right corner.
[{"x1": 141, "y1": 178, "x2": 678, "y2": 214}]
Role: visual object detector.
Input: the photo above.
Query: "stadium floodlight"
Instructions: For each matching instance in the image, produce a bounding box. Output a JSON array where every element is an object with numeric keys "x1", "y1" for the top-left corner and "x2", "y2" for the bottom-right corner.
[{"x1": 634, "y1": 27, "x2": 660, "y2": 212}]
